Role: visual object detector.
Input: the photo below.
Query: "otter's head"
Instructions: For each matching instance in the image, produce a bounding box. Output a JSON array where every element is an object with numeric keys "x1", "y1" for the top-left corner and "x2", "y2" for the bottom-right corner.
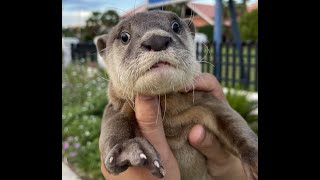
[{"x1": 95, "y1": 10, "x2": 200, "y2": 98}]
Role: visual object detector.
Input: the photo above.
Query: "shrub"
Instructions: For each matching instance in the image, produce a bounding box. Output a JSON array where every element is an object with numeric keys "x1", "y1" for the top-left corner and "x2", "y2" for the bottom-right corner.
[
  {"x1": 62, "y1": 64, "x2": 108, "y2": 180},
  {"x1": 225, "y1": 89, "x2": 258, "y2": 134},
  {"x1": 239, "y1": 9, "x2": 258, "y2": 40}
]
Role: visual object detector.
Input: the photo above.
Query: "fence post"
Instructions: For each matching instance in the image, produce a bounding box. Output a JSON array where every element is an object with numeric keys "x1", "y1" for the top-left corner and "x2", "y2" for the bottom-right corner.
[
  {"x1": 246, "y1": 40, "x2": 252, "y2": 90},
  {"x1": 229, "y1": 0, "x2": 244, "y2": 86},
  {"x1": 225, "y1": 40, "x2": 230, "y2": 87},
  {"x1": 239, "y1": 42, "x2": 244, "y2": 86},
  {"x1": 216, "y1": 43, "x2": 223, "y2": 81},
  {"x1": 71, "y1": 44, "x2": 76, "y2": 62},
  {"x1": 255, "y1": 40, "x2": 258, "y2": 92},
  {"x1": 214, "y1": 0, "x2": 223, "y2": 82},
  {"x1": 214, "y1": 46, "x2": 222, "y2": 81},
  {"x1": 201, "y1": 43, "x2": 205, "y2": 72},
  {"x1": 232, "y1": 42, "x2": 236, "y2": 88},
  {"x1": 196, "y1": 42, "x2": 202, "y2": 72},
  {"x1": 213, "y1": 41, "x2": 218, "y2": 76},
  {"x1": 206, "y1": 43, "x2": 211, "y2": 73}
]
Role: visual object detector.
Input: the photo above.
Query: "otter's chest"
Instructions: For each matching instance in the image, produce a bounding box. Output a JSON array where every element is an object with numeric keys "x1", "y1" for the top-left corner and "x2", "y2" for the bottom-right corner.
[
  {"x1": 162, "y1": 113, "x2": 209, "y2": 180},
  {"x1": 157, "y1": 92, "x2": 217, "y2": 180},
  {"x1": 159, "y1": 92, "x2": 216, "y2": 149}
]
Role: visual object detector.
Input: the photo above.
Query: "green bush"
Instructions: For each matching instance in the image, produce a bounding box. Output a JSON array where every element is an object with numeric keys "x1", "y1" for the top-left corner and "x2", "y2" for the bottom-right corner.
[
  {"x1": 62, "y1": 64, "x2": 108, "y2": 180},
  {"x1": 197, "y1": 25, "x2": 232, "y2": 43},
  {"x1": 239, "y1": 9, "x2": 258, "y2": 40},
  {"x1": 225, "y1": 89, "x2": 258, "y2": 134},
  {"x1": 198, "y1": 25, "x2": 213, "y2": 43},
  {"x1": 62, "y1": 64, "x2": 257, "y2": 179}
]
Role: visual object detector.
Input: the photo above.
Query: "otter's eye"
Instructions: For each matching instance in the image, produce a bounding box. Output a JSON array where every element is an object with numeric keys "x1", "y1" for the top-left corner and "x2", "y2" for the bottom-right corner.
[
  {"x1": 171, "y1": 21, "x2": 180, "y2": 33},
  {"x1": 120, "y1": 32, "x2": 130, "y2": 43}
]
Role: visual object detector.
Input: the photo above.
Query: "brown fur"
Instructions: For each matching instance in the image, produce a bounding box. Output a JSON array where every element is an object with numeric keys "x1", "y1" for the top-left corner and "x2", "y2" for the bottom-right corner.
[{"x1": 96, "y1": 10, "x2": 258, "y2": 180}]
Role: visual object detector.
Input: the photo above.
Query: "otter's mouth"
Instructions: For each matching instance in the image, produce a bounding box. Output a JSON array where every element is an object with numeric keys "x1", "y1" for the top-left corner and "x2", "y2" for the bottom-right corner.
[{"x1": 149, "y1": 61, "x2": 175, "y2": 71}]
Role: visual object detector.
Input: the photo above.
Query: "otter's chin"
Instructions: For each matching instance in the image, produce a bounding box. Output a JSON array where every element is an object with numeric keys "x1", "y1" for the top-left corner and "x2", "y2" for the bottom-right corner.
[{"x1": 134, "y1": 68, "x2": 193, "y2": 95}]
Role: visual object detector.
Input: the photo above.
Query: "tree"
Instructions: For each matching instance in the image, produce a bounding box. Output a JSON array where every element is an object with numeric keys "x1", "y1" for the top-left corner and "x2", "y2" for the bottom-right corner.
[
  {"x1": 86, "y1": 12, "x2": 101, "y2": 27},
  {"x1": 82, "y1": 12, "x2": 102, "y2": 41},
  {"x1": 222, "y1": 0, "x2": 247, "y2": 20},
  {"x1": 100, "y1": 10, "x2": 119, "y2": 29},
  {"x1": 239, "y1": 9, "x2": 258, "y2": 40},
  {"x1": 62, "y1": 27, "x2": 78, "y2": 37},
  {"x1": 81, "y1": 10, "x2": 120, "y2": 42}
]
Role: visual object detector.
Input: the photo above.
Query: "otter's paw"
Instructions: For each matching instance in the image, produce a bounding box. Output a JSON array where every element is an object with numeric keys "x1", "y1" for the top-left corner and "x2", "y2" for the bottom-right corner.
[{"x1": 104, "y1": 137, "x2": 165, "y2": 178}]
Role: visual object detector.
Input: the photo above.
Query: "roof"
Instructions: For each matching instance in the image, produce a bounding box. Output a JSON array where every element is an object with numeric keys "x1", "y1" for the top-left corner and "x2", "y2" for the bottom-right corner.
[
  {"x1": 187, "y1": 2, "x2": 214, "y2": 25},
  {"x1": 192, "y1": 15, "x2": 210, "y2": 27},
  {"x1": 188, "y1": 3, "x2": 214, "y2": 18},
  {"x1": 187, "y1": 3, "x2": 232, "y2": 27},
  {"x1": 120, "y1": 2, "x2": 216, "y2": 27},
  {"x1": 148, "y1": 0, "x2": 190, "y2": 9},
  {"x1": 247, "y1": 0, "x2": 258, "y2": 12},
  {"x1": 121, "y1": 1, "x2": 257, "y2": 26}
]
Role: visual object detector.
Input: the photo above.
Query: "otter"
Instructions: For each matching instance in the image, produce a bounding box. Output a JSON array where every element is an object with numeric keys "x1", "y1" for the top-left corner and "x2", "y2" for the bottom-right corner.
[{"x1": 95, "y1": 10, "x2": 258, "y2": 180}]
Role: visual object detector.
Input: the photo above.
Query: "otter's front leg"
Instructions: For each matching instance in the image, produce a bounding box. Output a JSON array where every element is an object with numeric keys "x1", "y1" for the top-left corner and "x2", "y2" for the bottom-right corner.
[{"x1": 99, "y1": 103, "x2": 165, "y2": 178}]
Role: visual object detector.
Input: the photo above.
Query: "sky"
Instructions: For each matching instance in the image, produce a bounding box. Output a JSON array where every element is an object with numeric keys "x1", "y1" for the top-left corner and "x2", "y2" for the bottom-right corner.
[{"x1": 62, "y1": 0, "x2": 256, "y2": 28}]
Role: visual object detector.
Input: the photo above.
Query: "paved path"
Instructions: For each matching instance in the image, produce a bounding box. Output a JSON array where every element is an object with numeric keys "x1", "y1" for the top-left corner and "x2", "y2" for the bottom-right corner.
[{"x1": 62, "y1": 162, "x2": 81, "y2": 180}]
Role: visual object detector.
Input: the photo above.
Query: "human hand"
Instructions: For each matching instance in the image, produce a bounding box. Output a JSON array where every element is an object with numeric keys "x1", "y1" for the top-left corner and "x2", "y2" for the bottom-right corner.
[
  {"x1": 101, "y1": 95, "x2": 180, "y2": 180},
  {"x1": 186, "y1": 73, "x2": 246, "y2": 180}
]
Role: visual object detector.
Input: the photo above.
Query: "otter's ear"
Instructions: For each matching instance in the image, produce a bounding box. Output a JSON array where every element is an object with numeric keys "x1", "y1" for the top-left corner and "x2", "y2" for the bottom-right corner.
[
  {"x1": 183, "y1": 18, "x2": 195, "y2": 38},
  {"x1": 94, "y1": 34, "x2": 109, "y2": 57}
]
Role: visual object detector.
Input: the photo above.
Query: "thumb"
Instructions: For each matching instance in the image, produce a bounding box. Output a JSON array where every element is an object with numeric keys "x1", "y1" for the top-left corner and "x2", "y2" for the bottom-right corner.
[
  {"x1": 135, "y1": 95, "x2": 175, "y2": 165},
  {"x1": 188, "y1": 125, "x2": 230, "y2": 163},
  {"x1": 135, "y1": 95, "x2": 162, "y2": 133},
  {"x1": 188, "y1": 125, "x2": 213, "y2": 155},
  {"x1": 135, "y1": 95, "x2": 181, "y2": 180},
  {"x1": 189, "y1": 125, "x2": 246, "y2": 178}
]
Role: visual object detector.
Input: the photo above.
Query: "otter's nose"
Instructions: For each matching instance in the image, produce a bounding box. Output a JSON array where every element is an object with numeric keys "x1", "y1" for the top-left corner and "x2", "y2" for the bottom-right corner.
[{"x1": 142, "y1": 35, "x2": 171, "y2": 51}]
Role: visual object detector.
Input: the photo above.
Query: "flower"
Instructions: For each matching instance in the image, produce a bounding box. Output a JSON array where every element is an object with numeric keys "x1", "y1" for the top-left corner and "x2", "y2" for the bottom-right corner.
[
  {"x1": 74, "y1": 143, "x2": 80, "y2": 149},
  {"x1": 63, "y1": 142, "x2": 69, "y2": 150},
  {"x1": 85, "y1": 131, "x2": 90, "y2": 136},
  {"x1": 69, "y1": 152, "x2": 77, "y2": 157},
  {"x1": 67, "y1": 136, "x2": 74, "y2": 142}
]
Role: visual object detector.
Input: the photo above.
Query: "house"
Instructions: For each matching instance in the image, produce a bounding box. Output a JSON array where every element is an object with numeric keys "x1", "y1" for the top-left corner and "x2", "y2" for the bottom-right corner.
[
  {"x1": 247, "y1": 0, "x2": 258, "y2": 12},
  {"x1": 122, "y1": 0, "x2": 258, "y2": 28},
  {"x1": 121, "y1": 1, "x2": 231, "y2": 29}
]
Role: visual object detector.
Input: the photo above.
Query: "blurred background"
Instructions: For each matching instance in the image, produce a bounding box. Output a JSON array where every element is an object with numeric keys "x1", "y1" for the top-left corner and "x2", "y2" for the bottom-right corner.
[{"x1": 62, "y1": 0, "x2": 258, "y2": 179}]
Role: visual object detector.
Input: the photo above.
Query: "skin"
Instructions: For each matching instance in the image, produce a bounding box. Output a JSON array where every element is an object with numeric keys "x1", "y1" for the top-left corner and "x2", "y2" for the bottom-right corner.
[{"x1": 101, "y1": 73, "x2": 247, "y2": 180}]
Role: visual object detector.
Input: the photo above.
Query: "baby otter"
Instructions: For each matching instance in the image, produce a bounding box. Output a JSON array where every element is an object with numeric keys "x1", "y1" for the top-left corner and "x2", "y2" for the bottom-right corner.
[{"x1": 95, "y1": 10, "x2": 258, "y2": 180}]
